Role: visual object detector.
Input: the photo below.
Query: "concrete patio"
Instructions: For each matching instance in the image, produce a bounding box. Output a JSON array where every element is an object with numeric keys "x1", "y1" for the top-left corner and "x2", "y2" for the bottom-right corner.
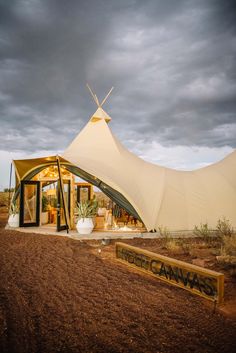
[{"x1": 5, "y1": 225, "x2": 159, "y2": 240}]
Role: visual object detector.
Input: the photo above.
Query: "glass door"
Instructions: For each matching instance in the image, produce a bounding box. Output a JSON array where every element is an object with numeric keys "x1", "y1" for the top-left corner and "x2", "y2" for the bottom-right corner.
[
  {"x1": 20, "y1": 181, "x2": 40, "y2": 227},
  {"x1": 77, "y1": 185, "x2": 91, "y2": 203},
  {"x1": 57, "y1": 180, "x2": 71, "y2": 232},
  {"x1": 41, "y1": 181, "x2": 57, "y2": 227}
]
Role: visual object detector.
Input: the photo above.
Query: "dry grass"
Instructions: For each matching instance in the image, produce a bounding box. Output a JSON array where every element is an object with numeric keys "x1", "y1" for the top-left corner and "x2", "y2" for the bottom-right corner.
[
  {"x1": 220, "y1": 235, "x2": 236, "y2": 257},
  {"x1": 217, "y1": 235, "x2": 236, "y2": 276},
  {"x1": 0, "y1": 192, "x2": 10, "y2": 208},
  {"x1": 165, "y1": 239, "x2": 182, "y2": 254}
]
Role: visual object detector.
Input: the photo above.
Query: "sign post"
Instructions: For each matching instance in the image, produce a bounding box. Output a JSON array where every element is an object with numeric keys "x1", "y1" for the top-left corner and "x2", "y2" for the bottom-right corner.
[{"x1": 116, "y1": 242, "x2": 224, "y2": 304}]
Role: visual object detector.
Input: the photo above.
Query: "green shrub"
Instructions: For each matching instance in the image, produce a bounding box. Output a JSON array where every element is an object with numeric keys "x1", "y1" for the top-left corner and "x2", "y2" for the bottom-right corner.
[
  {"x1": 216, "y1": 217, "x2": 234, "y2": 239},
  {"x1": 193, "y1": 222, "x2": 212, "y2": 242}
]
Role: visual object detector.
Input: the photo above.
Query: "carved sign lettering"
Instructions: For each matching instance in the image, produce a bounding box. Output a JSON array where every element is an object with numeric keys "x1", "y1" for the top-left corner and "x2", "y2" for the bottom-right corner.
[{"x1": 116, "y1": 242, "x2": 224, "y2": 304}]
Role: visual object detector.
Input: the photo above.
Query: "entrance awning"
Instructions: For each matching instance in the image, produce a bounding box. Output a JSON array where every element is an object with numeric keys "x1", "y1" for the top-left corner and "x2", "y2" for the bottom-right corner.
[{"x1": 12, "y1": 155, "x2": 142, "y2": 223}]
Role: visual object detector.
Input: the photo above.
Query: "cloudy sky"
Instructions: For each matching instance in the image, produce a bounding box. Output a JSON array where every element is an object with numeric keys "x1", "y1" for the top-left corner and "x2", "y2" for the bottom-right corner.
[{"x1": 0, "y1": 0, "x2": 236, "y2": 189}]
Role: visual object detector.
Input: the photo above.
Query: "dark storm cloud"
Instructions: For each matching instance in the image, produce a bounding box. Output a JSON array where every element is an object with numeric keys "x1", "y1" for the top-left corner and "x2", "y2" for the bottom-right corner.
[{"x1": 0, "y1": 0, "x2": 235, "y2": 153}]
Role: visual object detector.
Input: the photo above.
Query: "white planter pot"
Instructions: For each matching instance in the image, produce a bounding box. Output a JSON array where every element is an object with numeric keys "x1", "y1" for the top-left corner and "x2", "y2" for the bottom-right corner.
[
  {"x1": 8, "y1": 214, "x2": 19, "y2": 228},
  {"x1": 41, "y1": 211, "x2": 49, "y2": 225},
  {"x1": 76, "y1": 218, "x2": 94, "y2": 234}
]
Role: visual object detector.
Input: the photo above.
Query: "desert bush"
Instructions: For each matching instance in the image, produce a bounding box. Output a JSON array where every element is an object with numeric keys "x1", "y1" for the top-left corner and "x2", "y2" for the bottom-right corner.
[
  {"x1": 158, "y1": 225, "x2": 173, "y2": 248},
  {"x1": 216, "y1": 217, "x2": 234, "y2": 239},
  {"x1": 158, "y1": 225, "x2": 171, "y2": 239},
  {"x1": 3, "y1": 188, "x2": 14, "y2": 192},
  {"x1": 193, "y1": 222, "x2": 213, "y2": 243}
]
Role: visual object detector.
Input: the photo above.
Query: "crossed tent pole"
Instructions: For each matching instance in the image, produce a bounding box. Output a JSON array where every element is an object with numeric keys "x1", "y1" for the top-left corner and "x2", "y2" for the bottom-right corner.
[{"x1": 86, "y1": 84, "x2": 114, "y2": 108}]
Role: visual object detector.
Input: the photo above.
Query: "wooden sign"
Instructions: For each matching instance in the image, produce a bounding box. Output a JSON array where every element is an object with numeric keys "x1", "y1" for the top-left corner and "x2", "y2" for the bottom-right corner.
[{"x1": 116, "y1": 242, "x2": 224, "y2": 304}]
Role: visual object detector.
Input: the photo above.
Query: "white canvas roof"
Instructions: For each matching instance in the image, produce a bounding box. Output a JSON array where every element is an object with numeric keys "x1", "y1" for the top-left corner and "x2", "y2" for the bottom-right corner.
[{"x1": 63, "y1": 109, "x2": 236, "y2": 231}]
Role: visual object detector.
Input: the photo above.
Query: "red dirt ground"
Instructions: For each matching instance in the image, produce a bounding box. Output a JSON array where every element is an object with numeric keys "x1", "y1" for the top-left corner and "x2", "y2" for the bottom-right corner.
[{"x1": 0, "y1": 208, "x2": 236, "y2": 353}]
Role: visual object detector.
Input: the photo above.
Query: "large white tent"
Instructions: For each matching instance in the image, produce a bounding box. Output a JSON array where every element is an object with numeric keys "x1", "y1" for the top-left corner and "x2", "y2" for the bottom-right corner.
[
  {"x1": 63, "y1": 105, "x2": 236, "y2": 231},
  {"x1": 12, "y1": 87, "x2": 236, "y2": 232}
]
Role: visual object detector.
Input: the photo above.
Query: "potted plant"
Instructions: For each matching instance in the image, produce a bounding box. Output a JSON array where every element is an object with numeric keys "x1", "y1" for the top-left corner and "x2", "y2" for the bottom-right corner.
[
  {"x1": 41, "y1": 195, "x2": 49, "y2": 224},
  {"x1": 76, "y1": 197, "x2": 98, "y2": 234},
  {"x1": 8, "y1": 202, "x2": 19, "y2": 228}
]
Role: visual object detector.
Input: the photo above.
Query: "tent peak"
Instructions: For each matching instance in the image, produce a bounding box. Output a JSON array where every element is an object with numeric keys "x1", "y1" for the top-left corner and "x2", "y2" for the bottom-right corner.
[
  {"x1": 89, "y1": 106, "x2": 112, "y2": 123},
  {"x1": 86, "y1": 84, "x2": 113, "y2": 123}
]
